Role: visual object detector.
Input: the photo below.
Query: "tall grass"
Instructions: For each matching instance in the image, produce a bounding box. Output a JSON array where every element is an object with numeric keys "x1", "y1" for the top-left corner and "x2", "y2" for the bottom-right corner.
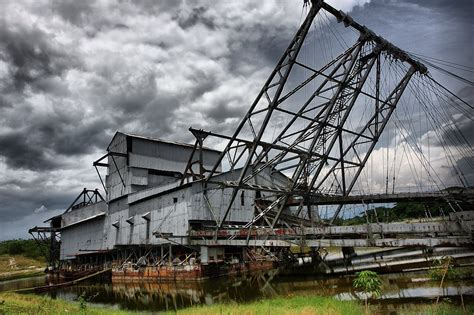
[
  {"x1": 0, "y1": 292, "x2": 136, "y2": 315},
  {"x1": 169, "y1": 295, "x2": 364, "y2": 315},
  {"x1": 0, "y1": 292, "x2": 471, "y2": 315}
]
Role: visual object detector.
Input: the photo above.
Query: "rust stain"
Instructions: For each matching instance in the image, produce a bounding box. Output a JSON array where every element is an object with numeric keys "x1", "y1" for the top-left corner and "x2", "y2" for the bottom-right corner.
[{"x1": 112, "y1": 261, "x2": 275, "y2": 282}]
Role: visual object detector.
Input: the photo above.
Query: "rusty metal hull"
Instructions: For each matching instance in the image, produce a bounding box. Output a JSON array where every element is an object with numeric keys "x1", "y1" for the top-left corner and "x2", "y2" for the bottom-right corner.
[{"x1": 111, "y1": 261, "x2": 275, "y2": 282}]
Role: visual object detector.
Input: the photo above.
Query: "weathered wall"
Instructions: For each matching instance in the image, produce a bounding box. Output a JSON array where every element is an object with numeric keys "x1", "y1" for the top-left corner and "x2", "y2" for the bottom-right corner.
[
  {"x1": 60, "y1": 217, "x2": 105, "y2": 260},
  {"x1": 105, "y1": 132, "x2": 221, "y2": 202},
  {"x1": 61, "y1": 202, "x2": 106, "y2": 227},
  {"x1": 57, "y1": 132, "x2": 296, "y2": 261}
]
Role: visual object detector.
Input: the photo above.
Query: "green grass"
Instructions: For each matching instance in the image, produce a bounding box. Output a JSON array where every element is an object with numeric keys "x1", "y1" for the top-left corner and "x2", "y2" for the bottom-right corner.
[
  {"x1": 0, "y1": 239, "x2": 49, "y2": 261},
  {"x1": 0, "y1": 293, "x2": 362, "y2": 315},
  {"x1": 166, "y1": 295, "x2": 364, "y2": 315},
  {"x1": 0, "y1": 292, "x2": 139, "y2": 314},
  {"x1": 0, "y1": 292, "x2": 471, "y2": 315},
  {"x1": 400, "y1": 303, "x2": 474, "y2": 315},
  {"x1": 0, "y1": 270, "x2": 45, "y2": 282},
  {"x1": 0, "y1": 255, "x2": 46, "y2": 281}
]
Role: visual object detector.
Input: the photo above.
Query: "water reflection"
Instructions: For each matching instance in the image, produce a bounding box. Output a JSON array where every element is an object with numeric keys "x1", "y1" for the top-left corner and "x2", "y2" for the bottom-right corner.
[
  {"x1": 1, "y1": 270, "x2": 473, "y2": 313},
  {"x1": 0, "y1": 276, "x2": 46, "y2": 292}
]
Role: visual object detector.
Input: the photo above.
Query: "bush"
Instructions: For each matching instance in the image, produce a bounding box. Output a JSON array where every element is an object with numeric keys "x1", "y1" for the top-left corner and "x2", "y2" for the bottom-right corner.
[
  {"x1": 429, "y1": 256, "x2": 460, "y2": 280},
  {"x1": 0, "y1": 239, "x2": 49, "y2": 260},
  {"x1": 353, "y1": 270, "x2": 383, "y2": 314}
]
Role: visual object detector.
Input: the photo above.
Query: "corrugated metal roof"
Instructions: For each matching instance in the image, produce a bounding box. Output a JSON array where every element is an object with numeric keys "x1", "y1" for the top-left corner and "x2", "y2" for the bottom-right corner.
[
  {"x1": 107, "y1": 131, "x2": 221, "y2": 153},
  {"x1": 59, "y1": 212, "x2": 106, "y2": 230}
]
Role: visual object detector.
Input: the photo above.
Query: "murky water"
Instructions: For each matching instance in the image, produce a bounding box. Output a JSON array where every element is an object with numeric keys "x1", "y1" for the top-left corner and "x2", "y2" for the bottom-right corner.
[
  {"x1": 0, "y1": 276, "x2": 46, "y2": 292},
  {"x1": 1, "y1": 269, "x2": 473, "y2": 313}
]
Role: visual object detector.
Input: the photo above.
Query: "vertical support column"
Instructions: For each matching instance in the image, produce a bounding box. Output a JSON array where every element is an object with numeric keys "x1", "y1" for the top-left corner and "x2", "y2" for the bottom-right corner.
[
  {"x1": 200, "y1": 246, "x2": 209, "y2": 265},
  {"x1": 168, "y1": 244, "x2": 172, "y2": 265}
]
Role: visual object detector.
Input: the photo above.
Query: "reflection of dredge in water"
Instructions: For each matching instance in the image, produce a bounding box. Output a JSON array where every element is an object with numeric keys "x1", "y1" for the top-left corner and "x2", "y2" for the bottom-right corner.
[
  {"x1": 49, "y1": 268, "x2": 474, "y2": 313},
  {"x1": 111, "y1": 269, "x2": 284, "y2": 309}
]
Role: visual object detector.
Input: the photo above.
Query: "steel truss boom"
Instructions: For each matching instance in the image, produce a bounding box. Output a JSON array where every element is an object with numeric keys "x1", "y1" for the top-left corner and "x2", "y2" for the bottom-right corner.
[{"x1": 201, "y1": 0, "x2": 428, "y2": 231}]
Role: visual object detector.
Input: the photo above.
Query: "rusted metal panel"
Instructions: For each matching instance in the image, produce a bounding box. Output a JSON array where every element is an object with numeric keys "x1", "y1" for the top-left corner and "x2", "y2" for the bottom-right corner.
[
  {"x1": 190, "y1": 218, "x2": 472, "y2": 238},
  {"x1": 450, "y1": 210, "x2": 474, "y2": 221},
  {"x1": 111, "y1": 261, "x2": 274, "y2": 281},
  {"x1": 303, "y1": 220, "x2": 470, "y2": 235}
]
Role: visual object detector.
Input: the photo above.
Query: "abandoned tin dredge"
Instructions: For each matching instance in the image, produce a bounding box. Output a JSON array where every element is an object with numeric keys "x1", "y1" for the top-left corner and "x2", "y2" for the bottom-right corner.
[{"x1": 30, "y1": 0, "x2": 474, "y2": 282}]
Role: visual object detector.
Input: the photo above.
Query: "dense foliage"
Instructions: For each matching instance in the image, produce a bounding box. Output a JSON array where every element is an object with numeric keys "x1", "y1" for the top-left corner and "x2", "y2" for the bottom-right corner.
[
  {"x1": 429, "y1": 256, "x2": 461, "y2": 280},
  {"x1": 334, "y1": 201, "x2": 450, "y2": 226},
  {"x1": 0, "y1": 239, "x2": 48, "y2": 260}
]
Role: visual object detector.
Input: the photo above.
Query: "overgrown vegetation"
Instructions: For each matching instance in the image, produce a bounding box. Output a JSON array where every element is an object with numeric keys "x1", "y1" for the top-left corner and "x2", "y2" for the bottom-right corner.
[
  {"x1": 0, "y1": 292, "x2": 137, "y2": 315},
  {"x1": 0, "y1": 239, "x2": 48, "y2": 281},
  {"x1": 0, "y1": 292, "x2": 471, "y2": 315},
  {"x1": 334, "y1": 201, "x2": 451, "y2": 226},
  {"x1": 0, "y1": 293, "x2": 364, "y2": 315},
  {"x1": 167, "y1": 295, "x2": 365, "y2": 315},
  {"x1": 353, "y1": 270, "x2": 383, "y2": 314},
  {"x1": 401, "y1": 303, "x2": 474, "y2": 315},
  {"x1": 429, "y1": 256, "x2": 461, "y2": 281},
  {"x1": 0, "y1": 255, "x2": 45, "y2": 281},
  {"x1": 0, "y1": 239, "x2": 48, "y2": 261}
]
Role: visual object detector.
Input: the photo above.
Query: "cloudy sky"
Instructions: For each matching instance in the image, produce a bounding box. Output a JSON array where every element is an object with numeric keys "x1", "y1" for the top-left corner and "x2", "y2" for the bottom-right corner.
[{"x1": 0, "y1": 0, "x2": 472, "y2": 239}]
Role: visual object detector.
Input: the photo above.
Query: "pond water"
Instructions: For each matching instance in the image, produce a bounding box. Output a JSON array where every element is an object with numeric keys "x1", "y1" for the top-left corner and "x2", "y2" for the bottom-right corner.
[{"x1": 1, "y1": 269, "x2": 473, "y2": 314}]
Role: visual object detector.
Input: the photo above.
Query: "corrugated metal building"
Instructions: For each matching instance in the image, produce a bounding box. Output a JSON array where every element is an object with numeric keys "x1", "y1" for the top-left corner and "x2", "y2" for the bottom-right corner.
[{"x1": 57, "y1": 131, "x2": 284, "y2": 263}]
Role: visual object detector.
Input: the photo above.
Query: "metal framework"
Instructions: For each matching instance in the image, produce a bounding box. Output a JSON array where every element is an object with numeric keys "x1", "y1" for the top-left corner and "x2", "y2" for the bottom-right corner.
[
  {"x1": 190, "y1": 0, "x2": 432, "y2": 233},
  {"x1": 29, "y1": 226, "x2": 61, "y2": 269},
  {"x1": 180, "y1": 128, "x2": 217, "y2": 185},
  {"x1": 93, "y1": 151, "x2": 128, "y2": 193},
  {"x1": 63, "y1": 188, "x2": 105, "y2": 213}
]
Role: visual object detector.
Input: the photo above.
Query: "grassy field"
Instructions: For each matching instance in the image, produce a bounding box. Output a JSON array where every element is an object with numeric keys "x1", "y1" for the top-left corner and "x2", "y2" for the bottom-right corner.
[
  {"x1": 0, "y1": 293, "x2": 363, "y2": 315},
  {"x1": 1, "y1": 292, "x2": 472, "y2": 315},
  {"x1": 171, "y1": 296, "x2": 364, "y2": 315},
  {"x1": 0, "y1": 255, "x2": 46, "y2": 281},
  {"x1": 401, "y1": 303, "x2": 474, "y2": 315},
  {"x1": 0, "y1": 292, "x2": 135, "y2": 315}
]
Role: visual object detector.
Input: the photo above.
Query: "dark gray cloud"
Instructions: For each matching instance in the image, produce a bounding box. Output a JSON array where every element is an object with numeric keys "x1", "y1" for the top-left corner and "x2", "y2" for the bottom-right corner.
[
  {"x1": 175, "y1": 6, "x2": 216, "y2": 30},
  {"x1": 0, "y1": 22, "x2": 77, "y2": 92},
  {"x1": 0, "y1": 132, "x2": 60, "y2": 171},
  {"x1": 402, "y1": 0, "x2": 474, "y2": 19},
  {"x1": 0, "y1": 185, "x2": 74, "y2": 223},
  {"x1": 51, "y1": 1, "x2": 93, "y2": 26}
]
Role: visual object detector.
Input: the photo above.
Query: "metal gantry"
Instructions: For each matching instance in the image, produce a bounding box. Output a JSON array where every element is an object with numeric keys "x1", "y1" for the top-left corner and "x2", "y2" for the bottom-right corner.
[{"x1": 197, "y1": 0, "x2": 430, "y2": 233}]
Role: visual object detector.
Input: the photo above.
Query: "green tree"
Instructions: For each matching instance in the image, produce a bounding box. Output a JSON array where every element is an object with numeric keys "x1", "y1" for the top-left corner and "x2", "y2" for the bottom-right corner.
[
  {"x1": 353, "y1": 270, "x2": 383, "y2": 314},
  {"x1": 0, "y1": 239, "x2": 48, "y2": 260}
]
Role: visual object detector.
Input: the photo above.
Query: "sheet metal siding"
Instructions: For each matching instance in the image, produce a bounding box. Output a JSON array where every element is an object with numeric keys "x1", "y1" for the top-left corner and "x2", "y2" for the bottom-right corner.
[
  {"x1": 106, "y1": 133, "x2": 130, "y2": 201},
  {"x1": 100, "y1": 188, "x2": 192, "y2": 247},
  {"x1": 129, "y1": 153, "x2": 184, "y2": 175},
  {"x1": 187, "y1": 168, "x2": 285, "y2": 223},
  {"x1": 189, "y1": 183, "x2": 255, "y2": 223},
  {"x1": 60, "y1": 217, "x2": 105, "y2": 260},
  {"x1": 129, "y1": 188, "x2": 191, "y2": 238},
  {"x1": 132, "y1": 138, "x2": 220, "y2": 172},
  {"x1": 108, "y1": 209, "x2": 130, "y2": 246},
  {"x1": 127, "y1": 181, "x2": 181, "y2": 204},
  {"x1": 108, "y1": 197, "x2": 128, "y2": 214},
  {"x1": 106, "y1": 135, "x2": 221, "y2": 202},
  {"x1": 61, "y1": 202, "x2": 107, "y2": 228}
]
